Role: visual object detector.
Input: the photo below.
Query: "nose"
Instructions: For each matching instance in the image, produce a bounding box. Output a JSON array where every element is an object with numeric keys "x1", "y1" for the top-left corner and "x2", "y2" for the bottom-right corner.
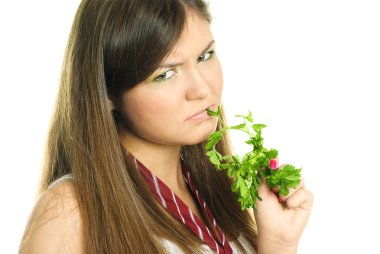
[{"x1": 185, "y1": 68, "x2": 211, "y2": 101}]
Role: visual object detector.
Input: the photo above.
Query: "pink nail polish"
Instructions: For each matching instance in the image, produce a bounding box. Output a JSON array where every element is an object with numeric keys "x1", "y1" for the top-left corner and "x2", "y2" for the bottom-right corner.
[{"x1": 269, "y1": 159, "x2": 278, "y2": 170}]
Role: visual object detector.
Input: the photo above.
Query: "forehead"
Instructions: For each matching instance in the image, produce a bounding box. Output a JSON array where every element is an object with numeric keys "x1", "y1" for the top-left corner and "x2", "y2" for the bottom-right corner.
[{"x1": 166, "y1": 13, "x2": 213, "y2": 59}]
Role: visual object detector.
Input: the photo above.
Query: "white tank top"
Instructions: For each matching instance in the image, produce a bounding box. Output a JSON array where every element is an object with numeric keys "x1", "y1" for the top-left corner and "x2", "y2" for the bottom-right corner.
[
  {"x1": 161, "y1": 233, "x2": 256, "y2": 253},
  {"x1": 50, "y1": 175, "x2": 257, "y2": 253}
]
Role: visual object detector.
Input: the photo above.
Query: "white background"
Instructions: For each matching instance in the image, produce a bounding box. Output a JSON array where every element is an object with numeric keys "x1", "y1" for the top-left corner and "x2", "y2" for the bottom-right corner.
[{"x1": 0, "y1": 0, "x2": 379, "y2": 253}]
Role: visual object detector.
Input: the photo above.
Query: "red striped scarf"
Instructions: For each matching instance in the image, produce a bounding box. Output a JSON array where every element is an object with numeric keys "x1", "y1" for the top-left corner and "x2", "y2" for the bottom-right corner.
[{"x1": 133, "y1": 157, "x2": 234, "y2": 254}]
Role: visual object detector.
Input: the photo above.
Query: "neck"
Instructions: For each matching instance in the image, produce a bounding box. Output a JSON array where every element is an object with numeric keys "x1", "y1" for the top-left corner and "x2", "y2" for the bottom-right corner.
[{"x1": 120, "y1": 130, "x2": 187, "y2": 193}]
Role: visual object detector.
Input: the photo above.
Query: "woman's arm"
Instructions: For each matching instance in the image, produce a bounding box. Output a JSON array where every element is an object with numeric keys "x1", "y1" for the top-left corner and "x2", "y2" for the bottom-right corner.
[{"x1": 19, "y1": 181, "x2": 83, "y2": 254}]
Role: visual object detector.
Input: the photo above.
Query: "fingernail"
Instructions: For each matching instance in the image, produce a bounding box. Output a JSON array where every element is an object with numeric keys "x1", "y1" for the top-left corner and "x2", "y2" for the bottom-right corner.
[
  {"x1": 269, "y1": 159, "x2": 278, "y2": 170},
  {"x1": 270, "y1": 188, "x2": 279, "y2": 194}
]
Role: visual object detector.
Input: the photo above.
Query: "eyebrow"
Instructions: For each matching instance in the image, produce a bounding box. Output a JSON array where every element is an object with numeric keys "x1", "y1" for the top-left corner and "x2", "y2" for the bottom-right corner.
[{"x1": 158, "y1": 40, "x2": 215, "y2": 69}]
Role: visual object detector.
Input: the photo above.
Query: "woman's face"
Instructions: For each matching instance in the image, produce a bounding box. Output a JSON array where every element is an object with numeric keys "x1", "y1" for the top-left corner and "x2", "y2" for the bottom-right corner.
[{"x1": 119, "y1": 13, "x2": 223, "y2": 147}]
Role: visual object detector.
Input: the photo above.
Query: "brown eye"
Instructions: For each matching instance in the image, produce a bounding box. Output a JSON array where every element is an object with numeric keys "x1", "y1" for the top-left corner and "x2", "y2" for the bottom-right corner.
[
  {"x1": 197, "y1": 50, "x2": 215, "y2": 63},
  {"x1": 153, "y1": 69, "x2": 176, "y2": 82}
]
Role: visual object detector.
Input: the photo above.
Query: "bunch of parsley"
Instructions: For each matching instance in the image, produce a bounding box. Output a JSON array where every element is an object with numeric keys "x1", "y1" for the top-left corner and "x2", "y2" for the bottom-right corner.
[{"x1": 205, "y1": 107, "x2": 302, "y2": 210}]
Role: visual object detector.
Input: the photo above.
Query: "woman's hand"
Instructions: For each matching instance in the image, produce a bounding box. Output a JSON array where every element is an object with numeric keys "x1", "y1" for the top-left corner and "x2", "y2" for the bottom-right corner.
[{"x1": 254, "y1": 163, "x2": 313, "y2": 254}]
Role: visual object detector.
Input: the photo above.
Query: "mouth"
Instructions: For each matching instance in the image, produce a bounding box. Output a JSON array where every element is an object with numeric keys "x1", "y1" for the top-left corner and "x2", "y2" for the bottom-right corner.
[{"x1": 185, "y1": 104, "x2": 217, "y2": 122}]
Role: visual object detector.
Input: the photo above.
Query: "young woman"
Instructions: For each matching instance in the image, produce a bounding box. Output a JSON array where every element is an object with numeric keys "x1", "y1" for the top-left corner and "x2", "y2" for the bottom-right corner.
[{"x1": 20, "y1": 0, "x2": 313, "y2": 253}]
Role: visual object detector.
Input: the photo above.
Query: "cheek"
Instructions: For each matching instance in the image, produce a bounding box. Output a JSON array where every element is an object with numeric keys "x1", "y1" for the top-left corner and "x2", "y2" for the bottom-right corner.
[{"x1": 123, "y1": 88, "x2": 180, "y2": 125}]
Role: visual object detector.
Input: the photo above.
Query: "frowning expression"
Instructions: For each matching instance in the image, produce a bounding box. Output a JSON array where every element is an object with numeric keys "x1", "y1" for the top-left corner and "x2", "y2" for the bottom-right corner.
[{"x1": 119, "y1": 13, "x2": 223, "y2": 146}]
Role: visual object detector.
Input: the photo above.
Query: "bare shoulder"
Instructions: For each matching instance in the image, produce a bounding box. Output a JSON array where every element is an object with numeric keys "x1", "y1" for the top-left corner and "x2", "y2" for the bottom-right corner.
[{"x1": 20, "y1": 179, "x2": 83, "y2": 254}]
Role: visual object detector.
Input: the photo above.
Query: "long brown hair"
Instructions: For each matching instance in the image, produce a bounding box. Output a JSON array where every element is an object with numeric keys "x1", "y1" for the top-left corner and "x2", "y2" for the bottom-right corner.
[{"x1": 33, "y1": 0, "x2": 257, "y2": 253}]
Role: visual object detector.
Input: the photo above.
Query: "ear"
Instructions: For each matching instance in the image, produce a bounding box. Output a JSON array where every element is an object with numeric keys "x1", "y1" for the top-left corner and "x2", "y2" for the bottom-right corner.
[{"x1": 108, "y1": 98, "x2": 117, "y2": 111}]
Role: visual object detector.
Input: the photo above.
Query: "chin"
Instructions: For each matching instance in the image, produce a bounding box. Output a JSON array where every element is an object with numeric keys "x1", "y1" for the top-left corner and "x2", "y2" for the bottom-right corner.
[
  {"x1": 183, "y1": 119, "x2": 218, "y2": 145},
  {"x1": 184, "y1": 136, "x2": 209, "y2": 146}
]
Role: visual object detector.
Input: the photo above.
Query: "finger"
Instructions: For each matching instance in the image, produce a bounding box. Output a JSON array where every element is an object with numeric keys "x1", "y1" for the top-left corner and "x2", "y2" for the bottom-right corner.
[
  {"x1": 269, "y1": 158, "x2": 280, "y2": 170},
  {"x1": 285, "y1": 187, "x2": 314, "y2": 211},
  {"x1": 257, "y1": 175, "x2": 279, "y2": 200},
  {"x1": 278, "y1": 178, "x2": 305, "y2": 203},
  {"x1": 267, "y1": 159, "x2": 281, "y2": 193},
  {"x1": 257, "y1": 175, "x2": 271, "y2": 194},
  {"x1": 269, "y1": 162, "x2": 288, "y2": 193}
]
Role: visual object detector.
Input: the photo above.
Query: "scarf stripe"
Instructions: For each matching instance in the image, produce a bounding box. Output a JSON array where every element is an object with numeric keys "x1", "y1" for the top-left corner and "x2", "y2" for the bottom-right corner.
[
  {"x1": 183, "y1": 169, "x2": 231, "y2": 249},
  {"x1": 135, "y1": 158, "x2": 233, "y2": 254},
  {"x1": 205, "y1": 226, "x2": 220, "y2": 253},
  {"x1": 152, "y1": 174, "x2": 167, "y2": 208},
  {"x1": 189, "y1": 208, "x2": 204, "y2": 241},
  {"x1": 172, "y1": 191, "x2": 186, "y2": 224}
]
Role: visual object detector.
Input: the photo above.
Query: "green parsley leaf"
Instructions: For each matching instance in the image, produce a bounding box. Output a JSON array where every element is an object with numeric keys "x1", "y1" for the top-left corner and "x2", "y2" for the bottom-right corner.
[{"x1": 205, "y1": 106, "x2": 302, "y2": 210}]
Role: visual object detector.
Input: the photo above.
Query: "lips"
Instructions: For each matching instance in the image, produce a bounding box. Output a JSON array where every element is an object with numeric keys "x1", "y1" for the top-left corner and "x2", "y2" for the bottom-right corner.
[{"x1": 186, "y1": 104, "x2": 216, "y2": 122}]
